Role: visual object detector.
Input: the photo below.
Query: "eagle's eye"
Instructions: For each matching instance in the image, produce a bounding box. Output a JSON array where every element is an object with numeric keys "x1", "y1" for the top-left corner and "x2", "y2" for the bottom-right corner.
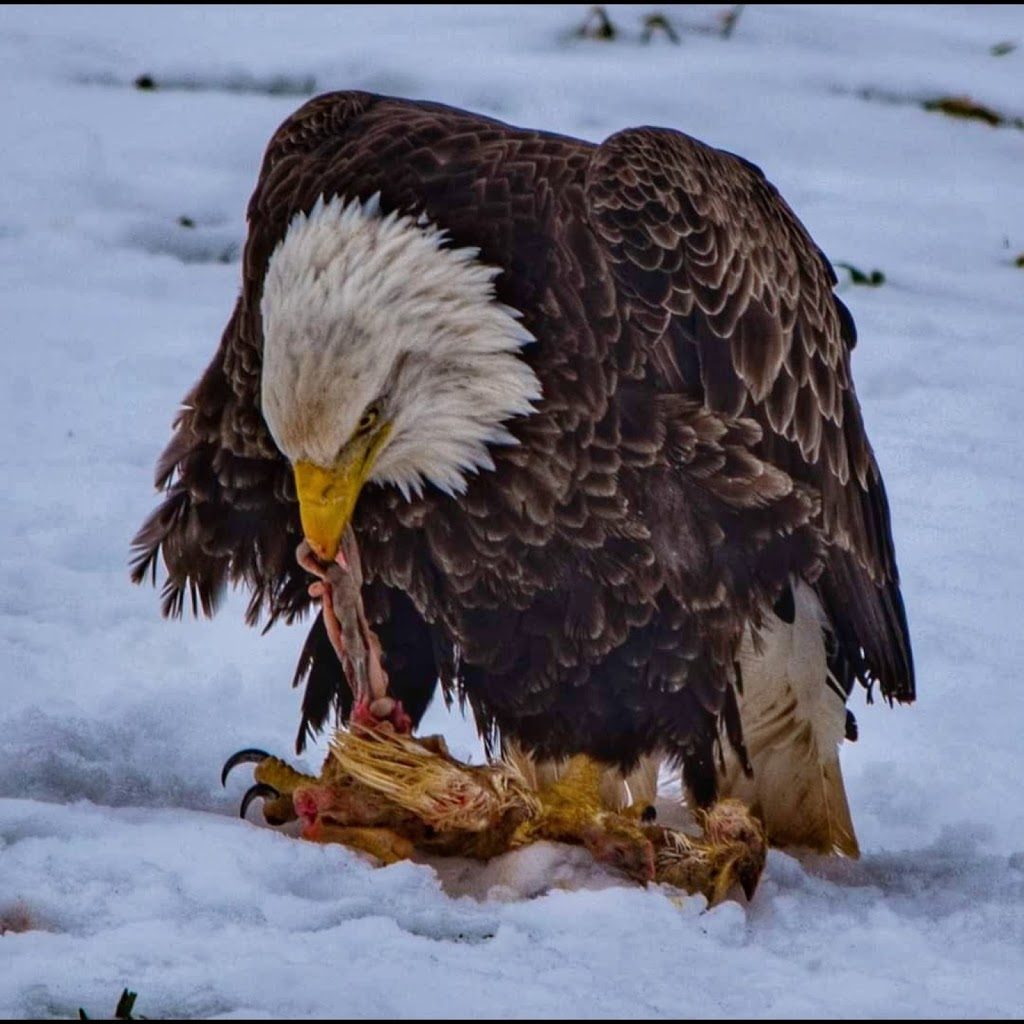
[{"x1": 356, "y1": 405, "x2": 380, "y2": 436}]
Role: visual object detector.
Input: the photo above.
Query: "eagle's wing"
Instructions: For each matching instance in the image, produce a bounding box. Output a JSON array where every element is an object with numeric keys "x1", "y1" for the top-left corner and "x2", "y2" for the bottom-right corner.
[
  {"x1": 128, "y1": 296, "x2": 302, "y2": 624},
  {"x1": 585, "y1": 127, "x2": 914, "y2": 704}
]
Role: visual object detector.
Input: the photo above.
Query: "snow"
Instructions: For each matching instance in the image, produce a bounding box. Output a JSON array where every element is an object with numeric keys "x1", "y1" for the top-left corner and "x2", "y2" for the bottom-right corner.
[{"x1": 2, "y1": 3, "x2": 1023, "y2": 1017}]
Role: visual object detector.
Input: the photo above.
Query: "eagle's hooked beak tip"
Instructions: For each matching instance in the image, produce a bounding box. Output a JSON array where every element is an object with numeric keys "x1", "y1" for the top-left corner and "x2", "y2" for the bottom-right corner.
[{"x1": 306, "y1": 536, "x2": 336, "y2": 563}]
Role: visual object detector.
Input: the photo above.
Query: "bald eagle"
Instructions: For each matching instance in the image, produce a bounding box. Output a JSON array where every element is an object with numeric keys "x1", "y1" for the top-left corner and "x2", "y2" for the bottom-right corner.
[{"x1": 132, "y1": 91, "x2": 914, "y2": 860}]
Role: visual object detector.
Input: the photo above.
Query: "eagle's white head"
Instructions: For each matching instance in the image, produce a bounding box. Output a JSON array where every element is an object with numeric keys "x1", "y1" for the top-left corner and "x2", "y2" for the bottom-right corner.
[{"x1": 260, "y1": 194, "x2": 541, "y2": 560}]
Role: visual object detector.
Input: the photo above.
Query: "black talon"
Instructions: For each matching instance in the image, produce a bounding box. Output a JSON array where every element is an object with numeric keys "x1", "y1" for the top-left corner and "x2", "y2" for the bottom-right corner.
[
  {"x1": 221, "y1": 748, "x2": 272, "y2": 787},
  {"x1": 240, "y1": 782, "x2": 281, "y2": 820}
]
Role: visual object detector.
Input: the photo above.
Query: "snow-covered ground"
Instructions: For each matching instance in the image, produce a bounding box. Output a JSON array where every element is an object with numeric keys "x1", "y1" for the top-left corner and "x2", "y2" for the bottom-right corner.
[{"x1": 2, "y1": 4, "x2": 1023, "y2": 1018}]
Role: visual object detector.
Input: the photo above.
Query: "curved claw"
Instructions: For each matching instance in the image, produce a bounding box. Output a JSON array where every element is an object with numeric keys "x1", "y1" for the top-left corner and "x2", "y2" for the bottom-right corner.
[
  {"x1": 240, "y1": 782, "x2": 281, "y2": 820},
  {"x1": 221, "y1": 748, "x2": 272, "y2": 787}
]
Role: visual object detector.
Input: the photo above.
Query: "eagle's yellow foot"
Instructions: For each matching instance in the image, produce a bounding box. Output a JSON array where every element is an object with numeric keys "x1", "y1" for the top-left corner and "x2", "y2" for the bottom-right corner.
[
  {"x1": 646, "y1": 798, "x2": 767, "y2": 905},
  {"x1": 221, "y1": 744, "x2": 426, "y2": 864},
  {"x1": 221, "y1": 748, "x2": 310, "y2": 826},
  {"x1": 513, "y1": 755, "x2": 656, "y2": 884}
]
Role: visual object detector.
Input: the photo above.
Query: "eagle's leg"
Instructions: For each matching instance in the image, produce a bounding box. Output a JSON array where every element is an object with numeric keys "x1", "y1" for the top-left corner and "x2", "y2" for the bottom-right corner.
[{"x1": 513, "y1": 755, "x2": 656, "y2": 884}]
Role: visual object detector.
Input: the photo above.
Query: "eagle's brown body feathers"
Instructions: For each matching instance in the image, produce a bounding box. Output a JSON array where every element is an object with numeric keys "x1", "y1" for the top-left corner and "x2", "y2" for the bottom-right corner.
[{"x1": 132, "y1": 92, "x2": 913, "y2": 817}]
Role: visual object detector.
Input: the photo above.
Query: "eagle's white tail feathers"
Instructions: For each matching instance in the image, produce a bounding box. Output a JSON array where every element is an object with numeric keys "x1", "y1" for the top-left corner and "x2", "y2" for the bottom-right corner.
[
  {"x1": 720, "y1": 580, "x2": 859, "y2": 857},
  {"x1": 503, "y1": 743, "x2": 661, "y2": 811}
]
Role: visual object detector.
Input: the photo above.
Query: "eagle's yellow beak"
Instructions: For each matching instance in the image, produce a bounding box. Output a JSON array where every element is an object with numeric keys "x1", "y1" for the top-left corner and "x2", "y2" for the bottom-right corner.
[{"x1": 293, "y1": 426, "x2": 389, "y2": 561}]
